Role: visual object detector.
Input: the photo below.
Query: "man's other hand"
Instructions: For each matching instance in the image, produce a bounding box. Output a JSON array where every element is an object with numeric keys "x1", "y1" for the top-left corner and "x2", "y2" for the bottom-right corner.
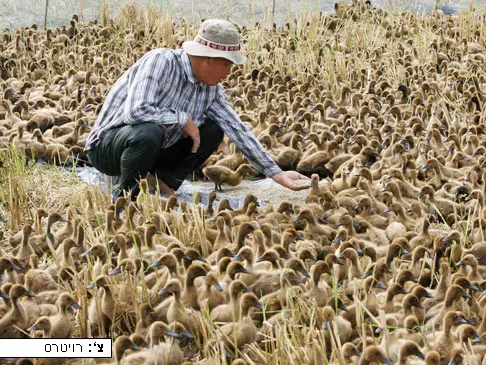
[{"x1": 182, "y1": 117, "x2": 200, "y2": 153}]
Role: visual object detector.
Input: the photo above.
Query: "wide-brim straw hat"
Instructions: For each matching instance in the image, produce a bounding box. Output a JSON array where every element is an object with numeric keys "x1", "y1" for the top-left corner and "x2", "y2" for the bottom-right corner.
[{"x1": 183, "y1": 19, "x2": 247, "y2": 65}]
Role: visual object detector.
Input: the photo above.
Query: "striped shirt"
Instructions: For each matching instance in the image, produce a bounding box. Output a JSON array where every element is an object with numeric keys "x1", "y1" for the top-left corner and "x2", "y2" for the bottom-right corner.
[{"x1": 85, "y1": 49, "x2": 282, "y2": 177}]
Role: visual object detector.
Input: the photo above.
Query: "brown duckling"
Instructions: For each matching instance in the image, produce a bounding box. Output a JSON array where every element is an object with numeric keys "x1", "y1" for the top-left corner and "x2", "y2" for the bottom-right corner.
[
  {"x1": 27, "y1": 316, "x2": 52, "y2": 338},
  {"x1": 426, "y1": 284, "x2": 471, "y2": 325},
  {"x1": 337, "y1": 247, "x2": 362, "y2": 281},
  {"x1": 129, "y1": 333, "x2": 150, "y2": 354},
  {"x1": 216, "y1": 293, "x2": 262, "y2": 352},
  {"x1": 457, "y1": 254, "x2": 483, "y2": 282},
  {"x1": 232, "y1": 202, "x2": 259, "y2": 226},
  {"x1": 160, "y1": 279, "x2": 199, "y2": 335},
  {"x1": 0, "y1": 257, "x2": 23, "y2": 285},
  {"x1": 213, "y1": 216, "x2": 232, "y2": 251},
  {"x1": 359, "y1": 345, "x2": 393, "y2": 365},
  {"x1": 319, "y1": 305, "x2": 352, "y2": 345},
  {"x1": 396, "y1": 341, "x2": 425, "y2": 364},
  {"x1": 15, "y1": 225, "x2": 34, "y2": 266},
  {"x1": 0, "y1": 283, "x2": 12, "y2": 317},
  {"x1": 87, "y1": 275, "x2": 123, "y2": 337},
  {"x1": 135, "y1": 303, "x2": 157, "y2": 336},
  {"x1": 302, "y1": 260, "x2": 331, "y2": 307},
  {"x1": 197, "y1": 271, "x2": 225, "y2": 312},
  {"x1": 27, "y1": 212, "x2": 67, "y2": 254},
  {"x1": 145, "y1": 320, "x2": 179, "y2": 345},
  {"x1": 295, "y1": 208, "x2": 335, "y2": 237},
  {"x1": 249, "y1": 258, "x2": 309, "y2": 297},
  {"x1": 112, "y1": 335, "x2": 139, "y2": 364},
  {"x1": 181, "y1": 263, "x2": 208, "y2": 309},
  {"x1": 47, "y1": 293, "x2": 81, "y2": 338},
  {"x1": 342, "y1": 342, "x2": 362, "y2": 363},
  {"x1": 0, "y1": 284, "x2": 36, "y2": 338},
  {"x1": 122, "y1": 321, "x2": 183, "y2": 365},
  {"x1": 53, "y1": 207, "x2": 77, "y2": 248},
  {"x1": 210, "y1": 279, "x2": 250, "y2": 323},
  {"x1": 260, "y1": 268, "x2": 304, "y2": 314},
  {"x1": 202, "y1": 164, "x2": 256, "y2": 191},
  {"x1": 81, "y1": 243, "x2": 110, "y2": 280},
  {"x1": 427, "y1": 311, "x2": 471, "y2": 363},
  {"x1": 228, "y1": 222, "x2": 256, "y2": 254}
]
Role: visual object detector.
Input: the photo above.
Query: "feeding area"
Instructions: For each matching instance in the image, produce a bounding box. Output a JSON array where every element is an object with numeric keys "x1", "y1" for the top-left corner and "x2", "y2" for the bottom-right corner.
[{"x1": 1, "y1": 0, "x2": 486, "y2": 364}]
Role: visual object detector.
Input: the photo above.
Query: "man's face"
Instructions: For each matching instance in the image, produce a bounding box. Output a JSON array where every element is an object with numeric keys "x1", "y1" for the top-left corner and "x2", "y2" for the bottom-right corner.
[{"x1": 198, "y1": 57, "x2": 233, "y2": 86}]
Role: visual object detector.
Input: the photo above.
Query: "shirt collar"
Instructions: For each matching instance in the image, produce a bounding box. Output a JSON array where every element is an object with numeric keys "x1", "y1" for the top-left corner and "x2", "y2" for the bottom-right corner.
[{"x1": 181, "y1": 51, "x2": 198, "y2": 84}]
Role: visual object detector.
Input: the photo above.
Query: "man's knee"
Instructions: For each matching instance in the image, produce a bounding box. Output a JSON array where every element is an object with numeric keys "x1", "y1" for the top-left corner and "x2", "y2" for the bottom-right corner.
[
  {"x1": 129, "y1": 123, "x2": 163, "y2": 149},
  {"x1": 202, "y1": 118, "x2": 224, "y2": 145}
]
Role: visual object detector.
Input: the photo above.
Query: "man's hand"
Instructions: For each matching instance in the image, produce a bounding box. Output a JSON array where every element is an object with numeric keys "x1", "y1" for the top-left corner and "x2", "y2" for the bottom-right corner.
[
  {"x1": 182, "y1": 117, "x2": 200, "y2": 153},
  {"x1": 271, "y1": 171, "x2": 311, "y2": 191}
]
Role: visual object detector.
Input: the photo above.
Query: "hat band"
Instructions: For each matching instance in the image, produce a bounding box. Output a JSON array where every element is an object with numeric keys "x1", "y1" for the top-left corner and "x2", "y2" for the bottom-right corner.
[{"x1": 195, "y1": 35, "x2": 240, "y2": 52}]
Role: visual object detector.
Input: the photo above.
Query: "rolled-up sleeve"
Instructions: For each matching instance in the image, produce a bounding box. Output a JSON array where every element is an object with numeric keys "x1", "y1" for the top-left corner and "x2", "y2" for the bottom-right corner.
[
  {"x1": 123, "y1": 51, "x2": 188, "y2": 127},
  {"x1": 206, "y1": 86, "x2": 282, "y2": 177}
]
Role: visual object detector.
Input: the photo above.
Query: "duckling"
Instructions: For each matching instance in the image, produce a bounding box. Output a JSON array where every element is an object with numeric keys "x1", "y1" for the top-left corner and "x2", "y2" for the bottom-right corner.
[
  {"x1": 210, "y1": 279, "x2": 250, "y2": 323},
  {"x1": 160, "y1": 279, "x2": 199, "y2": 335},
  {"x1": 427, "y1": 311, "x2": 471, "y2": 363},
  {"x1": 109, "y1": 234, "x2": 129, "y2": 266},
  {"x1": 202, "y1": 164, "x2": 256, "y2": 191},
  {"x1": 129, "y1": 333, "x2": 150, "y2": 354},
  {"x1": 232, "y1": 202, "x2": 259, "y2": 226},
  {"x1": 216, "y1": 293, "x2": 262, "y2": 352},
  {"x1": 27, "y1": 212, "x2": 66, "y2": 254},
  {"x1": 0, "y1": 284, "x2": 36, "y2": 338},
  {"x1": 419, "y1": 185, "x2": 461, "y2": 220},
  {"x1": 27, "y1": 316, "x2": 52, "y2": 338},
  {"x1": 319, "y1": 305, "x2": 353, "y2": 345},
  {"x1": 276, "y1": 133, "x2": 303, "y2": 170},
  {"x1": 53, "y1": 207, "x2": 76, "y2": 247},
  {"x1": 135, "y1": 303, "x2": 157, "y2": 336},
  {"x1": 228, "y1": 222, "x2": 256, "y2": 253},
  {"x1": 359, "y1": 345, "x2": 393, "y2": 365},
  {"x1": 426, "y1": 284, "x2": 471, "y2": 325},
  {"x1": 302, "y1": 261, "x2": 331, "y2": 307},
  {"x1": 122, "y1": 321, "x2": 183, "y2": 365},
  {"x1": 341, "y1": 342, "x2": 362, "y2": 363},
  {"x1": 337, "y1": 247, "x2": 362, "y2": 281},
  {"x1": 181, "y1": 263, "x2": 208, "y2": 309},
  {"x1": 116, "y1": 202, "x2": 139, "y2": 235},
  {"x1": 395, "y1": 341, "x2": 425, "y2": 364},
  {"x1": 295, "y1": 208, "x2": 335, "y2": 237},
  {"x1": 260, "y1": 268, "x2": 304, "y2": 314},
  {"x1": 221, "y1": 261, "x2": 251, "y2": 291},
  {"x1": 456, "y1": 324, "x2": 482, "y2": 350},
  {"x1": 212, "y1": 216, "x2": 231, "y2": 252},
  {"x1": 386, "y1": 202, "x2": 416, "y2": 232},
  {"x1": 258, "y1": 201, "x2": 294, "y2": 226},
  {"x1": 15, "y1": 225, "x2": 34, "y2": 266},
  {"x1": 197, "y1": 272, "x2": 225, "y2": 312},
  {"x1": 81, "y1": 243, "x2": 110, "y2": 280},
  {"x1": 249, "y1": 258, "x2": 309, "y2": 297},
  {"x1": 46, "y1": 293, "x2": 81, "y2": 338},
  {"x1": 456, "y1": 254, "x2": 483, "y2": 282},
  {"x1": 87, "y1": 275, "x2": 124, "y2": 337},
  {"x1": 0, "y1": 283, "x2": 12, "y2": 316},
  {"x1": 111, "y1": 335, "x2": 139, "y2": 364}
]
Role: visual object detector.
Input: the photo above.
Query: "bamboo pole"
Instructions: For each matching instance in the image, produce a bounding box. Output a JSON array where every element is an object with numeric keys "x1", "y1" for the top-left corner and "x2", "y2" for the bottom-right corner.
[
  {"x1": 272, "y1": 0, "x2": 276, "y2": 25},
  {"x1": 44, "y1": 0, "x2": 49, "y2": 30}
]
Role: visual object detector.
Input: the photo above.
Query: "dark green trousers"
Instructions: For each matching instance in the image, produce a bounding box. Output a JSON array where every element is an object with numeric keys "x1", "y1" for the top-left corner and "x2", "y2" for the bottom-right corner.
[{"x1": 86, "y1": 119, "x2": 224, "y2": 195}]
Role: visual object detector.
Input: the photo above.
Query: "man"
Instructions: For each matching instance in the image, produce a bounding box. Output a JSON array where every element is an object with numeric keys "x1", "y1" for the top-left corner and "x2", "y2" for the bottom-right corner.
[{"x1": 85, "y1": 19, "x2": 310, "y2": 201}]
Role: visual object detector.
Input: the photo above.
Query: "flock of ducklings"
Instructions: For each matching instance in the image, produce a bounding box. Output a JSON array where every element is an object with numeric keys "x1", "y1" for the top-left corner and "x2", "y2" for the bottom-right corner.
[{"x1": 1, "y1": 0, "x2": 486, "y2": 364}]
